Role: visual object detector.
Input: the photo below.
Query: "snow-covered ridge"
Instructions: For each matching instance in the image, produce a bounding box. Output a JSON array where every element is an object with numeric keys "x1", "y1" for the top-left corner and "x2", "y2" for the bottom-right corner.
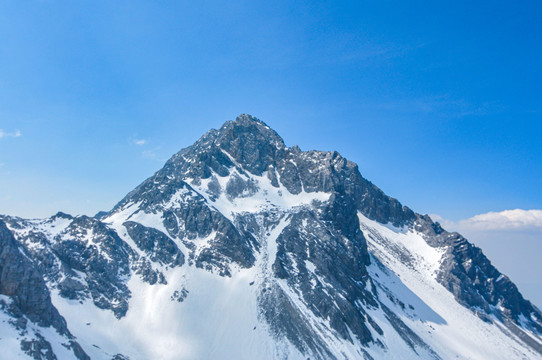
[
  {"x1": 1, "y1": 114, "x2": 540, "y2": 359},
  {"x1": 359, "y1": 213, "x2": 541, "y2": 359},
  {"x1": 192, "y1": 170, "x2": 331, "y2": 220}
]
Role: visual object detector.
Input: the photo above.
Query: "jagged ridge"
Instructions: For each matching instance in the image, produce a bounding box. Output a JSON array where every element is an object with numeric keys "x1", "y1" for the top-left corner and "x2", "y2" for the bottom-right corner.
[{"x1": 0, "y1": 114, "x2": 540, "y2": 360}]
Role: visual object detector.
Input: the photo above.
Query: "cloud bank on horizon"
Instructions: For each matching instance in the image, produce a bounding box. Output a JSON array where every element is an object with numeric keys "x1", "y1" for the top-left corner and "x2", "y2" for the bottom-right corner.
[{"x1": 431, "y1": 209, "x2": 542, "y2": 232}]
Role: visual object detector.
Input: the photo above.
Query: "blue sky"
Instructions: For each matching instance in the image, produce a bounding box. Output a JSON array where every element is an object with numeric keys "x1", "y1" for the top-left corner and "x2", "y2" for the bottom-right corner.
[{"x1": 1, "y1": 2, "x2": 541, "y2": 304}]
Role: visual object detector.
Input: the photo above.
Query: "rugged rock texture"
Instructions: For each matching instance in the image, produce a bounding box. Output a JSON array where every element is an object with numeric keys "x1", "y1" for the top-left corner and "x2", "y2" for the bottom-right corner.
[
  {"x1": 0, "y1": 220, "x2": 67, "y2": 333},
  {"x1": 1, "y1": 213, "x2": 133, "y2": 318},
  {"x1": 0, "y1": 114, "x2": 540, "y2": 359},
  {"x1": 269, "y1": 210, "x2": 376, "y2": 345},
  {"x1": 0, "y1": 220, "x2": 89, "y2": 360},
  {"x1": 123, "y1": 221, "x2": 184, "y2": 267},
  {"x1": 414, "y1": 214, "x2": 542, "y2": 335}
]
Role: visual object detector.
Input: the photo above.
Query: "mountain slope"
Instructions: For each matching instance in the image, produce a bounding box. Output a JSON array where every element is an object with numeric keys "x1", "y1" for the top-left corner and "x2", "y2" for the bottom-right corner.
[{"x1": 1, "y1": 114, "x2": 541, "y2": 359}]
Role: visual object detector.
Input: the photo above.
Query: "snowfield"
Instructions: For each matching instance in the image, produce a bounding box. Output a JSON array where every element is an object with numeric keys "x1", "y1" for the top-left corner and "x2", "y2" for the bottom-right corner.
[{"x1": 1, "y1": 115, "x2": 540, "y2": 359}]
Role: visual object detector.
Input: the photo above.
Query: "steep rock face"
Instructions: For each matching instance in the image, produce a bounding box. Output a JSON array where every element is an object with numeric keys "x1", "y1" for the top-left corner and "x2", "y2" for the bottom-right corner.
[
  {"x1": 0, "y1": 114, "x2": 541, "y2": 360},
  {"x1": 440, "y1": 234, "x2": 540, "y2": 324},
  {"x1": 0, "y1": 220, "x2": 89, "y2": 360},
  {"x1": 111, "y1": 178, "x2": 256, "y2": 277},
  {"x1": 102, "y1": 115, "x2": 382, "y2": 358},
  {"x1": 268, "y1": 210, "x2": 376, "y2": 345},
  {"x1": 2, "y1": 213, "x2": 134, "y2": 318},
  {"x1": 415, "y1": 215, "x2": 542, "y2": 337},
  {"x1": 0, "y1": 220, "x2": 67, "y2": 333},
  {"x1": 115, "y1": 115, "x2": 414, "y2": 226},
  {"x1": 123, "y1": 221, "x2": 184, "y2": 267}
]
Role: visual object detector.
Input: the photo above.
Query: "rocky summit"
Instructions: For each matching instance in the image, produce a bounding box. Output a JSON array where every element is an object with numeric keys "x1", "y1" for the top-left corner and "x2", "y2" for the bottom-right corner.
[{"x1": 1, "y1": 114, "x2": 541, "y2": 359}]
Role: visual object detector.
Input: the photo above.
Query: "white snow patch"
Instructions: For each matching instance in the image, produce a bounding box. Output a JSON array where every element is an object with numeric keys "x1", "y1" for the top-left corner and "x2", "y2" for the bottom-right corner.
[
  {"x1": 50, "y1": 265, "x2": 302, "y2": 360},
  {"x1": 194, "y1": 170, "x2": 330, "y2": 221},
  {"x1": 359, "y1": 212, "x2": 541, "y2": 360}
]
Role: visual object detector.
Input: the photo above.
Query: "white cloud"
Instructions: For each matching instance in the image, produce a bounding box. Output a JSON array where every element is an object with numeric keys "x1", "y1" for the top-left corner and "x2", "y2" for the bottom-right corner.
[
  {"x1": 0, "y1": 129, "x2": 22, "y2": 139},
  {"x1": 431, "y1": 209, "x2": 542, "y2": 232},
  {"x1": 461, "y1": 209, "x2": 542, "y2": 230},
  {"x1": 134, "y1": 139, "x2": 147, "y2": 146}
]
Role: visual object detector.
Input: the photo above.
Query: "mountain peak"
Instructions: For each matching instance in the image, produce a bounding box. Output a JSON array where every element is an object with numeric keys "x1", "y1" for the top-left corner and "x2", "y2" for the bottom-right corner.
[
  {"x1": 233, "y1": 113, "x2": 265, "y2": 125},
  {"x1": 2, "y1": 114, "x2": 542, "y2": 360},
  {"x1": 218, "y1": 114, "x2": 284, "y2": 145},
  {"x1": 211, "y1": 114, "x2": 286, "y2": 174}
]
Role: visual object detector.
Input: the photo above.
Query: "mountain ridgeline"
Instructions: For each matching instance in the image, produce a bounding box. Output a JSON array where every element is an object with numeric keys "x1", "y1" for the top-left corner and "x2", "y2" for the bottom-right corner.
[{"x1": 1, "y1": 114, "x2": 541, "y2": 359}]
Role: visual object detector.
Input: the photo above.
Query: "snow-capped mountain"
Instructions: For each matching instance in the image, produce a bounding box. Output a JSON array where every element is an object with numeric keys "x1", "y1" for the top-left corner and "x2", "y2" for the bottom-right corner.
[{"x1": 1, "y1": 114, "x2": 541, "y2": 359}]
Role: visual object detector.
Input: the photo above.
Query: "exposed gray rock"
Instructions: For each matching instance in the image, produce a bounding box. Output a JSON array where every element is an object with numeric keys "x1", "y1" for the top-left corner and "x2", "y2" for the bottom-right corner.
[
  {"x1": 108, "y1": 114, "x2": 541, "y2": 357},
  {"x1": 259, "y1": 282, "x2": 336, "y2": 360},
  {"x1": 415, "y1": 214, "x2": 542, "y2": 337},
  {"x1": 20, "y1": 333, "x2": 57, "y2": 360},
  {"x1": 50, "y1": 216, "x2": 132, "y2": 318},
  {"x1": 1, "y1": 114, "x2": 541, "y2": 359},
  {"x1": 270, "y1": 210, "x2": 375, "y2": 347},
  {"x1": 123, "y1": 221, "x2": 184, "y2": 267},
  {"x1": 0, "y1": 220, "x2": 89, "y2": 360},
  {"x1": 58, "y1": 277, "x2": 87, "y2": 300},
  {"x1": 111, "y1": 177, "x2": 257, "y2": 277},
  {"x1": 0, "y1": 220, "x2": 68, "y2": 333},
  {"x1": 171, "y1": 288, "x2": 189, "y2": 302},
  {"x1": 2, "y1": 214, "x2": 135, "y2": 317},
  {"x1": 225, "y1": 173, "x2": 258, "y2": 199}
]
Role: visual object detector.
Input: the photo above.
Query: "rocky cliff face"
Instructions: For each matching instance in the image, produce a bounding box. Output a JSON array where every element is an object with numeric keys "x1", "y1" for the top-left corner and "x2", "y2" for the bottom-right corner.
[
  {"x1": 415, "y1": 214, "x2": 542, "y2": 337},
  {"x1": 0, "y1": 114, "x2": 540, "y2": 360},
  {"x1": 0, "y1": 220, "x2": 89, "y2": 360}
]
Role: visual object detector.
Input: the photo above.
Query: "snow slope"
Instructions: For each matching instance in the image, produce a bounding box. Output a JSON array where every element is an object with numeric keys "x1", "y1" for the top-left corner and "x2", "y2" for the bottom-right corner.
[
  {"x1": 359, "y1": 213, "x2": 541, "y2": 359},
  {"x1": 1, "y1": 114, "x2": 540, "y2": 359}
]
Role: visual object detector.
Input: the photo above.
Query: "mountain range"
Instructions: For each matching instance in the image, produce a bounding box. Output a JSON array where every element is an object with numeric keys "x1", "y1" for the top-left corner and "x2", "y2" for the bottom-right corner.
[{"x1": 1, "y1": 114, "x2": 541, "y2": 359}]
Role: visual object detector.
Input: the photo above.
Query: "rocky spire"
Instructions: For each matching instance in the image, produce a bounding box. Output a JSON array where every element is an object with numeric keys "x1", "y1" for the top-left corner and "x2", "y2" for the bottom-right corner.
[{"x1": 214, "y1": 114, "x2": 287, "y2": 174}]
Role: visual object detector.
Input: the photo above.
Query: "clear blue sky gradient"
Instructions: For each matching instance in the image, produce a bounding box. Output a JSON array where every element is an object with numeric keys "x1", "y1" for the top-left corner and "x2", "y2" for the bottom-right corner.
[{"x1": 1, "y1": 1, "x2": 541, "y2": 220}]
